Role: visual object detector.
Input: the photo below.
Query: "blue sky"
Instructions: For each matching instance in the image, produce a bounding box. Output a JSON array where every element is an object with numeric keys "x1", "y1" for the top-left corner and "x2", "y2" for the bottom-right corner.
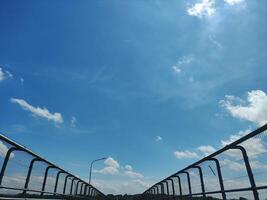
[{"x1": 0, "y1": 0, "x2": 266, "y2": 194}]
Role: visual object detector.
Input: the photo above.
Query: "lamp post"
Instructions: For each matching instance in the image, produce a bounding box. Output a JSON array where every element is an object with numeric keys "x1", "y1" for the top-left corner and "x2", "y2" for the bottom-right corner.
[{"x1": 89, "y1": 157, "x2": 107, "y2": 185}]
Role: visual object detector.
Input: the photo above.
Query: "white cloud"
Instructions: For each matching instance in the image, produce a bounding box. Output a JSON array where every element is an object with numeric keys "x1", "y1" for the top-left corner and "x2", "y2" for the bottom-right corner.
[
  {"x1": 94, "y1": 157, "x2": 120, "y2": 175},
  {"x1": 132, "y1": 179, "x2": 149, "y2": 188},
  {"x1": 187, "y1": 0, "x2": 216, "y2": 18},
  {"x1": 0, "y1": 67, "x2": 5, "y2": 81},
  {"x1": 220, "y1": 90, "x2": 267, "y2": 126},
  {"x1": 125, "y1": 170, "x2": 144, "y2": 179},
  {"x1": 155, "y1": 136, "x2": 162, "y2": 142},
  {"x1": 0, "y1": 141, "x2": 14, "y2": 158},
  {"x1": 0, "y1": 67, "x2": 14, "y2": 81},
  {"x1": 221, "y1": 159, "x2": 245, "y2": 171},
  {"x1": 5, "y1": 70, "x2": 13, "y2": 79},
  {"x1": 92, "y1": 178, "x2": 152, "y2": 195},
  {"x1": 125, "y1": 165, "x2": 133, "y2": 171},
  {"x1": 174, "y1": 145, "x2": 216, "y2": 159},
  {"x1": 95, "y1": 158, "x2": 145, "y2": 181},
  {"x1": 95, "y1": 166, "x2": 119, "y2": 175},
  {"x1": 20, "y1": 78, "x2": 24, "y2": 84},
  {"x1": 172, "y1": 56, "x2": 193, "y2": 74},
  {"x1": 224, "y1": 0, "x2": 245, "y2": 5},
  {"x1": 197, "y1": 145, "x2": 216, "y2": 156},
  {"x1": 124, "y1": 165, "x2": 144, "y2": 179},
  {"x1": 105, "y1": 157, "x2": 120, "y2": 168},
  {"x1": 209, "y1": 34, "x2": 223, "y2": 49},
  {"x1": 174, "y1": 150, "x2": 199, "y2": 159},
  {"x1": 221, "y1": 129, "x2": 267, "y2": 158},
  {"x1": 10, "y1": 98, "x2": 64, "y2": 125},
  {"x1": 172, "y1": 66, "x2": 181, "y2": 74},
  {"x1": 71, "y1": 116, "x2": 77, "y2": 127}
]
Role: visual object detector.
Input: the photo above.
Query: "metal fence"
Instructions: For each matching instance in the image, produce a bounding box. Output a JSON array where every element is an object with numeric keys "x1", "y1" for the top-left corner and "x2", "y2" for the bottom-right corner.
[
  {"x1": 142, "y1": 124, "x2": 267, "y2": 200},
  {"x1": 0, "y1": 134, "x2": 106, "y2": 199}
]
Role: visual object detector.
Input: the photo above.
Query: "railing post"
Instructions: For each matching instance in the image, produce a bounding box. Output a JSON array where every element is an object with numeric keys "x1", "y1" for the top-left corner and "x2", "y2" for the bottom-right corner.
[
  {"x1": 207, "y1": 158, "x2": 226, "y2": 200},
  {"x1": 156, "y1": 185, "x2": 159, "y2": 194},
  {"x1": 0, "y1": 147, "x2": 22, "y2": 185},
  {"x1": 70, "y1": 178, "x2": 76, "y2": 195},
  {"x1": 174, "y1": 175, "x2": 182, "y2": 196},
  {"x1": 41, "y1": 166, "x2": 56, "y2": 196},
  {"x1": 163, "y1": 181, "x2": 170, "y2": 195},
  {"x1": 23, "y1": 158, "x2": 41, "y2": 194},
  {"x1": 75, "y1": 180, "x2": 81, "y2": 195},
  {"x1": 54, "y1": 171, "x2": 65, "y2": 195},
  {"x1": 169, "y1": 178, "x2": 175, "y2": 195},
  {"x1": 191, "y1": 166, "x2": 206, "y2": 197},
  {"x1": 80, "y1": 182, "x2": 84, "y2": 195},
  {"x1": 231, "y1": 145, "x2": 259, "y2": 200},
  {"x1": 63, "y1": 175, "x2": 72, "y2": 194},
  {"x1": 90, "y1": 187, "x2": 94, "y2": 196},
  {"x1": 161, "y1": 182, "x2": 165, "y2": 195},
  {"x1": 88, "y1": 186, "x2": 92, "y2": 196},
  {"x1": 179, "y1": 171, "x2": 192, "y2": 199}
]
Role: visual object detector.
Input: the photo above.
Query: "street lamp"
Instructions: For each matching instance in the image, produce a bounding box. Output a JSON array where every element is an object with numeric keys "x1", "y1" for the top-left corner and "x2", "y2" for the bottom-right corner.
[{"x1": 89, "y1": 157, "x2": 107, "y2": 185}]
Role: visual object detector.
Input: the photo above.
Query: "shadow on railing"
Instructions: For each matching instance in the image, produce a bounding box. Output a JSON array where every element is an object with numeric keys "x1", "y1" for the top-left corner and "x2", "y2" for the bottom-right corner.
[
  {"x1": 0, "y1": 134, "x2": 106, "y2": 199},
  {"x1": 142, "y1": 124, "x2": 267, "y2": 200}
]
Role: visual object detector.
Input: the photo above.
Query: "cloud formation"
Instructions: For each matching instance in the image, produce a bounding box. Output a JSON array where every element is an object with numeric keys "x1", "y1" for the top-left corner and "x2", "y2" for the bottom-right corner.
[
  {"x1": 71, "y1": 116, "x2": 77, "y2": 127},
  {"x1": 10, "y1": 98, "x2": 64, "y2": 125},
  {"x1": 174, "y1": 150, "x2": 199, "y2": 159},
  {"x1": 220, "y1": 90, "x2": 267, "y2": 126},
  {"x1": 0, "y1": 67, "x2": 4, "y2": 81},
  {"x1": 221, "y1": 129, "x2": 267, "y2": 158},
  {"x1": 187, "y1": 0, "x2": 216, "y2": 18},
  {"x1": 224, "y1": 0, "x2": 245, "y2": 5},
  {"x1": 155, "y1": 136, "x2": 162, "y2": 142},
  {"x1": 197, "y1": 145, "x2": 216, "y2": 156},
  {"x1": 172, "y1": 56, "x2": 193, "y2": 74},
  {"x1": 0, "y1": 67, "x2": 13, "y2": 81},
  {"x1": 94, "y1": 158, "x2": 144, "y2": 180},
  {"x1": 187, "y1": 0, "x2": 246, "y2": 19},
  {"x1": 94, "y1": 157, "x2": 120, "y2": 175},
  {"x1": 124, "y1": 165, "x2": 144, "y2": 179}
]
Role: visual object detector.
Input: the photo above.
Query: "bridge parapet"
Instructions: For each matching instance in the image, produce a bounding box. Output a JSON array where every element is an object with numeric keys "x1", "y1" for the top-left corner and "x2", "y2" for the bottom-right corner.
[
  {"x1": 143, "y1": 123, "x2": 267, "y2": 200},
  {"x1": 0, "y1": 134, "x2": 106, "y2": 200}
]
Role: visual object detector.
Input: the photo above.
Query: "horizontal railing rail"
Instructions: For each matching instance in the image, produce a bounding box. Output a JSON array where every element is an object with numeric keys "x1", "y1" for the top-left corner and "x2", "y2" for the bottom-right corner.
[
  {"x1": 142, "y1": 123, "x2": 267, "y2": 200},
  {"x1": 0, "y1": 133, "x2": 106, "y2": 200}
]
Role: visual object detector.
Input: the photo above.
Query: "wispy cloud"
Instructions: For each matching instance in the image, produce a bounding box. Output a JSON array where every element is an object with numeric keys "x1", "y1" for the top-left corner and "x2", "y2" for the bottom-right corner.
[
  {"x1": 5, "y1": 70, "x2": 13, "y2": 79},
  {"x1": 221, "y1": 128, "x2": 267, "y2": 158},
  {"x1": 92, "y1": 178, "x2": 152, "y2": 195},
  {"x1": 0, "y1": 67, "x2": 4, "y2": 81},
  {"x1": 209, "y1": 34, "x2": 223, "y2": 49},
  {"x1": 172, "y1": 56, "x2": 193, "y2": 74},
  {"x1": 10, "y1": 98, "x2": 64, "y2": 125},
  {"x1": 124, "y1": 164, "x2": 144, "y2": 179},
  {"x1": 155, "y1": 136, "x2": 162, "y2": 142},
  {"x1": 174, "y1": 150, "x2": 199, "y2": 159},
  {"x1": 224, "y1": 0, "x2": 245, "y2": 6},
  {"x1": 20, "y1": 78, "x2": 24, "y2": 84},
  {"x1": 174, "y1": 127, "x2": 267, "y2": 160},
  {"x1": 187, "y1": 0, "x2": 246, "y2": 20},
  {"x1": 187, "y1": 0, "x2": 216, "y2": 18},
  {"x1": 71, "y1": 116, "x2": 77, "y2": 127},
  {"x1": 125, "y1": 165, "x2": 133, "y2": 171},
  {"x1": 197, "y1": 145, "x2": 216, "y2": 156},
  {"x1": 220, "y1": 90, "x2": 267, "y2": 126},
  {"x1": 0, "y1": 67, "x2": 13, "y2": 81}
]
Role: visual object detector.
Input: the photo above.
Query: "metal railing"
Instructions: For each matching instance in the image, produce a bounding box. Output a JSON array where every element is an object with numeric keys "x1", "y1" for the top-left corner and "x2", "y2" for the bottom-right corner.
[
  {"x1": 142, "y1": 124, "x2": 267, "y2": 200},
  {"x1": 0, "y1": 133, "x2": 106, "y2": 199}
]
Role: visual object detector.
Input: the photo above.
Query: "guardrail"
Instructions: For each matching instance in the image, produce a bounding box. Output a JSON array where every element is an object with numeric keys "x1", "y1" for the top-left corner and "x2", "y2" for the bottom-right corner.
[
  {"x1": 142, "y1": 124, "x2": 267, "y2": 200},
  {"x1": 0, "y1": 134, "x2": 106, "y2": 199}
]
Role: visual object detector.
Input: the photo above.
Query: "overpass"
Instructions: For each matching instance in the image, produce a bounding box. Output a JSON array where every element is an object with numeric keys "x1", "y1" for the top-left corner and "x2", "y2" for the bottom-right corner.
[{"x1": 0, "y1": 124, "x2": 267, "y2": 200}]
